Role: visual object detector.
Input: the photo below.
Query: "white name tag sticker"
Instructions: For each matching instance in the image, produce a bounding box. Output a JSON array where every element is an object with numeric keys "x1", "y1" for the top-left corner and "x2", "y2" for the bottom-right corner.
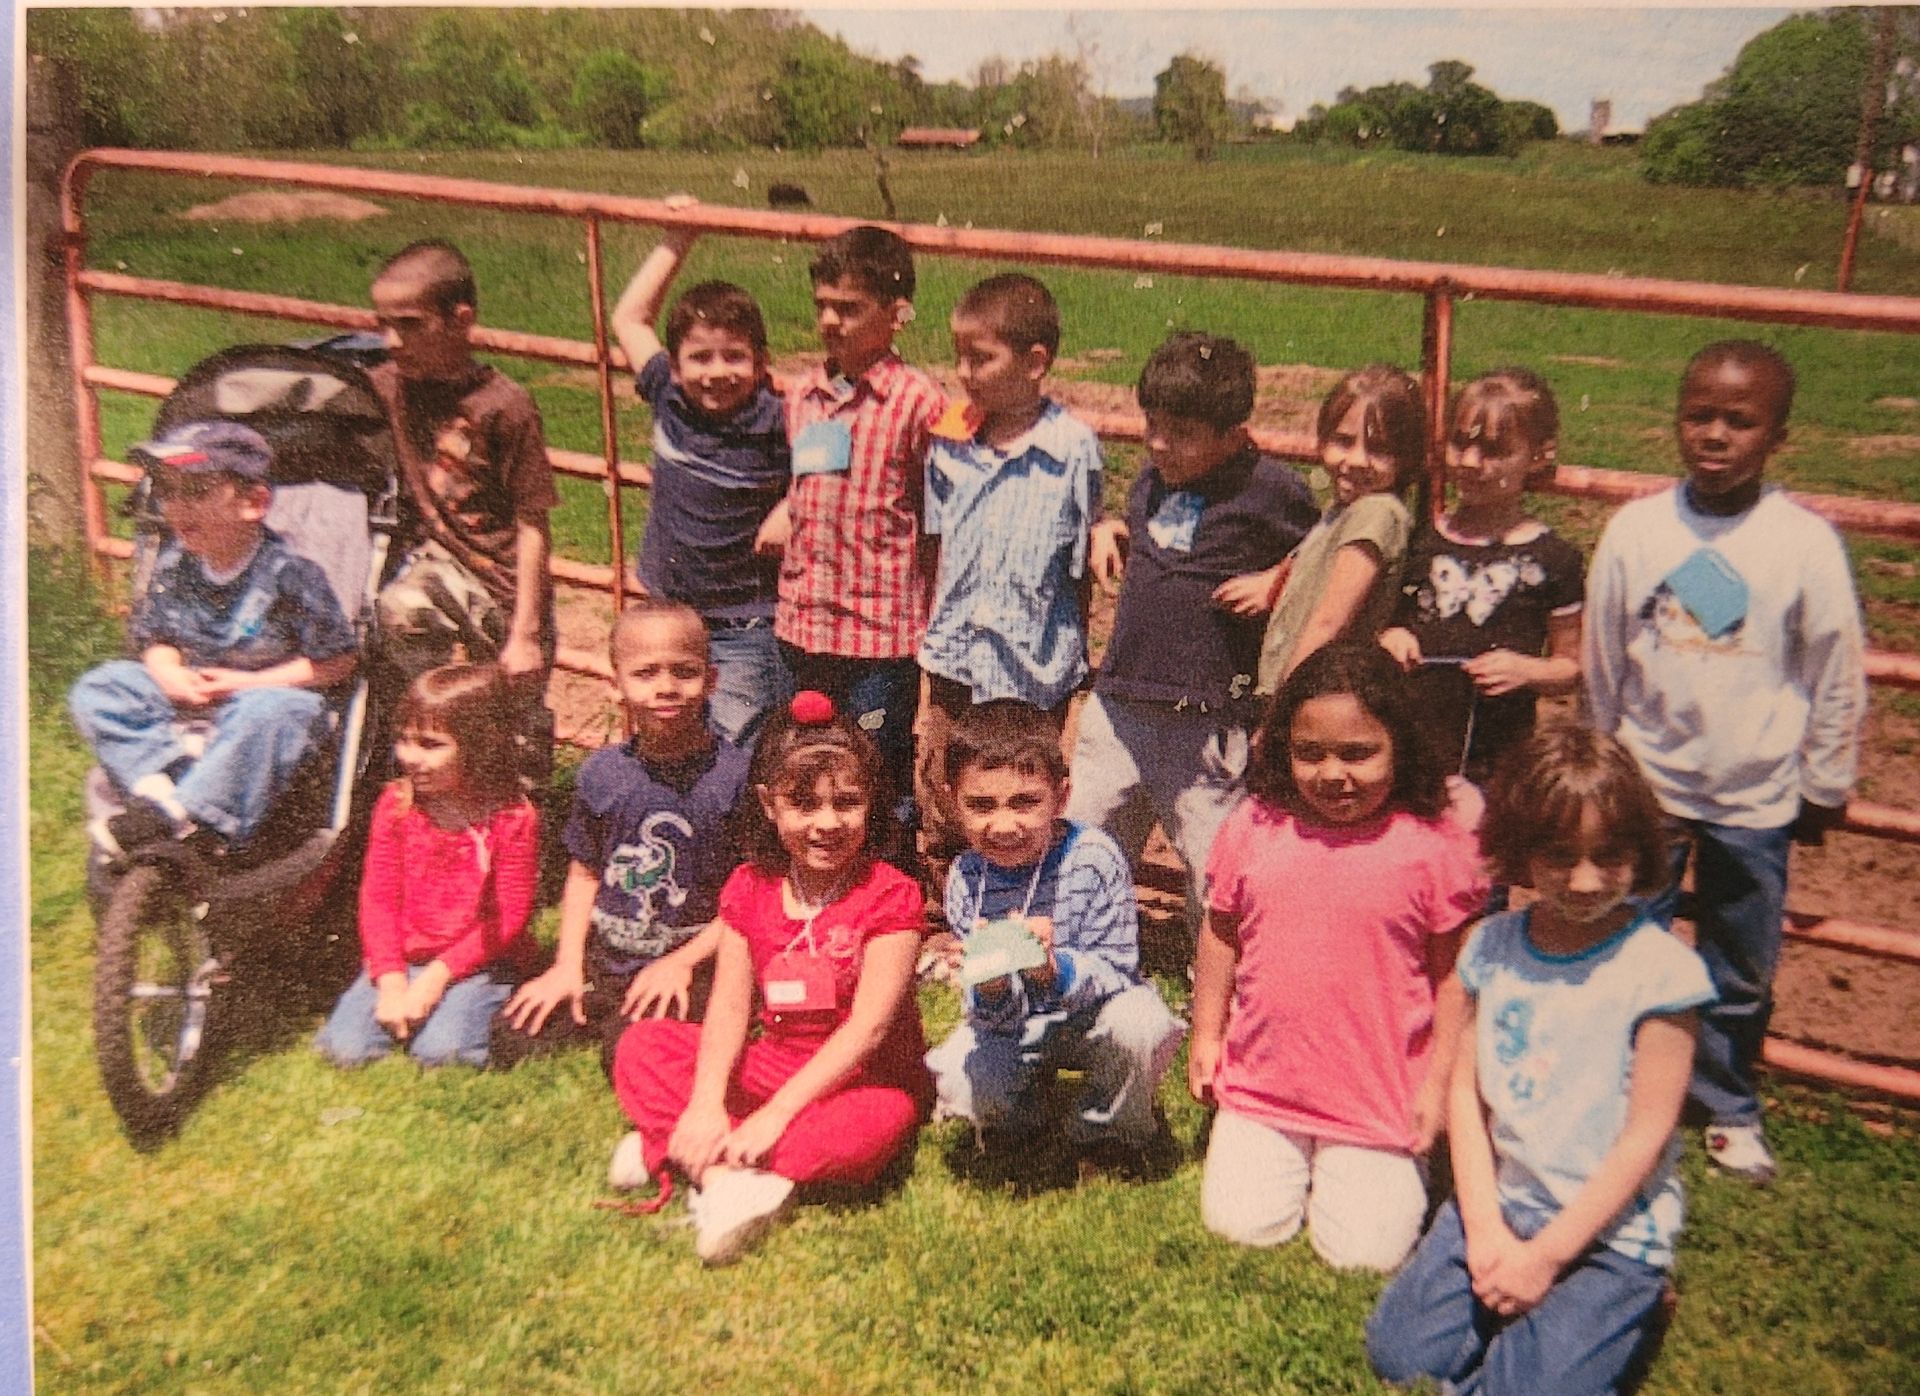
[{"x1": 765, "y1": 979, "x2": 809, "y2": 1007}]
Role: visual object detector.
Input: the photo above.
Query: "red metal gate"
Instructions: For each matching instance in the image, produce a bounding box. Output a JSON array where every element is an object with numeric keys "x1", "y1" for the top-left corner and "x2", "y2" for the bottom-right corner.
[{"x1": 58, "y1": 149, "x2": 1920, "y2": 1102}]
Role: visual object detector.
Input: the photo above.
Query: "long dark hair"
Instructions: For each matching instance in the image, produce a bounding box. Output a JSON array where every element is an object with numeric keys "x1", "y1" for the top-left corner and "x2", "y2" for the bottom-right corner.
[
  {"x1": 1246, "y1": 644, "x2": 1446, "y2": 821},
  {"x1": 393, "y1": 662, "x2": 522, "y2": 810},
  {"x1": 738, "y1": 692, "x2": 894, "y2": 874}
]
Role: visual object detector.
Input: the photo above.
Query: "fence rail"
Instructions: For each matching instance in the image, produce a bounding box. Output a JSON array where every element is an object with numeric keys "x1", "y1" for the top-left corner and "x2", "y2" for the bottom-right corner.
[{"x1": 59, "y1": 149, "x2": 1920, "y2": 1104}]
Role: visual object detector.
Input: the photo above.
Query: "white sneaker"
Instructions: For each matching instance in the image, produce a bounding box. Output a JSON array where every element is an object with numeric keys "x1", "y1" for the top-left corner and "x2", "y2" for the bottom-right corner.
[
  {"x1": 692, "y1": 1166, "x2": 795, "y2": 1265},
  {"x1": 1704, "y1": 1123, "x2": 1777, "y2": 1184},
  {"x1": 607, "y1": 1131, "x2": 648, "y2": 1191}
]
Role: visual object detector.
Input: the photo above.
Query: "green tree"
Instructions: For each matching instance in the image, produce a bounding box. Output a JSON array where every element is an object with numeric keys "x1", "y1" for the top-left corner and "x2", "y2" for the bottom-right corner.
[
  {"x1": 571, "y1": 49, "x2": 669, "y2": 148},
  {"x1": 1153, "y1": 53, "x2": 1232, "y2": 160},
  {"x1": 401, "y1": 13, "x2": 540, "y2": 148},
  {"x1": 771, "y1": 34, "x2": 899, "y2": 149}
]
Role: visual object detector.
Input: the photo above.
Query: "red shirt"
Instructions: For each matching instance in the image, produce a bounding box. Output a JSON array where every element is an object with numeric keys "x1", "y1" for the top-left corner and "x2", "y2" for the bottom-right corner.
[
  {"x1": 777, "y1": 355, "x2": 945, "y2": 659},
  {"x1": 717, "y1": 858, "x2": 930, "y2": 1090},
  {"x1": 357, "y1": 783, "x2": 542, "y2": 982}
]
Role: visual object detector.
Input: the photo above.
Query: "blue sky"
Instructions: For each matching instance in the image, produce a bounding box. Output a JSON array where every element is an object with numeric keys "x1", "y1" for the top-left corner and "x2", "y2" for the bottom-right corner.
[{"x1": 803, "y1": 7, "x2": 1794, "y2": 131}]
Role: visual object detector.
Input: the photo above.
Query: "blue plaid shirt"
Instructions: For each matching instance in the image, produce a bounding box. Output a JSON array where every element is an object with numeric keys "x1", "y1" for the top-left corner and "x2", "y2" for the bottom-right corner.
[{"x1": 918, "y1": 400, "x2": 1101, "y2": 708}]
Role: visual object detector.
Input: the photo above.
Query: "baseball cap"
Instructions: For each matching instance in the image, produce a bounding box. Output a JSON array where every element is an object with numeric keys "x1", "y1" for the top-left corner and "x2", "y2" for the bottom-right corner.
[{"x1": 129, "y1": 420, "x2": 273, "y2": 483}]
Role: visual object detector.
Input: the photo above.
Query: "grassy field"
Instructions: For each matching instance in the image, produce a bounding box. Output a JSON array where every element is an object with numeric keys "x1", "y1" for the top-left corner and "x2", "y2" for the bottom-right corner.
[{"x1": 31, "y1": 143, "x2": 1920, "y2": 1393}]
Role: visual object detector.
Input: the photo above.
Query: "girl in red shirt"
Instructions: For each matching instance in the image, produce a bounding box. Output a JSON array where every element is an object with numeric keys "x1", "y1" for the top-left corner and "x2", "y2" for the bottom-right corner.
[
  {"x1": 610, "y1": 691, "x2": 932, "y2": 1264},
  {"x1": 315, "y1": 664, "x2": 539, "y2": 1068}
]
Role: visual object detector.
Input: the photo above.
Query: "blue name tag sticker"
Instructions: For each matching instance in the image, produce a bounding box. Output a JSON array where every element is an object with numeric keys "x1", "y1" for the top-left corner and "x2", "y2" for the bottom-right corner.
[
  {"x1": 792, "y1": 420, "x2": 853, "y2": 477},
  {"x1": 1662, "y1": 548, "x2": 1749, "y2": 639},
  {"x1": 1146, "y1": 489, "x2": 1204, "y2": 553}
]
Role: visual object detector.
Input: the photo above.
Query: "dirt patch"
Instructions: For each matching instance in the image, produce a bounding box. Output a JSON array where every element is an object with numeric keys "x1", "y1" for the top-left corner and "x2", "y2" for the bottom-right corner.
[
  {"x1": 1548, "y1": 354, "x2": 1625, "y2": 368},
  {"x1": 1873, "y1": 396, "x2": 1920, "y2": 411},
  {"x1": 181, "y1": 191, "x2": 389, "y2": 224},
  {"x1": 1845, "y1": 433, "x2": 1920, "y2": 458}
]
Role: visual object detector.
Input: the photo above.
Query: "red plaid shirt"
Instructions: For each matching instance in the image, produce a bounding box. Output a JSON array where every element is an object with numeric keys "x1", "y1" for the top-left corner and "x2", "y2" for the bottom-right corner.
[{"x1": 777, "y1": 354, "x2": 946, "y2": 659}]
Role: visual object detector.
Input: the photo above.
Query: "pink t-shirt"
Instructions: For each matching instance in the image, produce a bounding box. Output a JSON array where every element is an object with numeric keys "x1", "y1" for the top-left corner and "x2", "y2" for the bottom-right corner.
[
  {"x1": 718, "y1": 858, "x2": 931, "y2": 1093},
  {"x1": 1205, "y1": 797, "x2": 1488, "y2": 1153}
]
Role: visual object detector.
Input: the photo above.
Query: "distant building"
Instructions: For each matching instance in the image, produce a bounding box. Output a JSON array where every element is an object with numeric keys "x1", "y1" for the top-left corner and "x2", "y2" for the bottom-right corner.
[{"x1": 896, "y1": 128, "x2": 981, "y2": 150}]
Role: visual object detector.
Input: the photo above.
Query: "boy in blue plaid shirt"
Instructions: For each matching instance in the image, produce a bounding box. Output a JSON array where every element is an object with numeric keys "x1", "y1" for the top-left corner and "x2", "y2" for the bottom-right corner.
[{"x1": 917, "y1": 274, "x2": 1102, "y2": 852}]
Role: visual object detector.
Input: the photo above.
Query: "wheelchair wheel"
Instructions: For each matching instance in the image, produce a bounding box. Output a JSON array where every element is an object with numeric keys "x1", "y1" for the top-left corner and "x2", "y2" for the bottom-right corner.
[{"x1": 92, "y1": 863, "x2": 226, "y2": 1147}]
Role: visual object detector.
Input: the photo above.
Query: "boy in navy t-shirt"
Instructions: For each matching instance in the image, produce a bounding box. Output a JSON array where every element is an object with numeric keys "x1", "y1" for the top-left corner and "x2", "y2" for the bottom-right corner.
[
  {"x1": 494, "y1": 602, "x2": 749, "y2": 1071},
  {"x1": 1066, "y1": 332, "x2": 1319, "y2": 939},
  {"x1": 612, "y1": 210, "x2": 793, "y2": 747}
]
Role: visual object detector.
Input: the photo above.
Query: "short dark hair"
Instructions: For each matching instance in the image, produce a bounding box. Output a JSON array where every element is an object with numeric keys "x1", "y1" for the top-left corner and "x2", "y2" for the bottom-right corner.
[
  {"x1": 1318, "y1": 364, "x2": 1428, "y2": 492},
  {"x1": 810, "y1": 225, "x2": 916, "y2": 303},
  {"x1": 376, "y1": 239, "x2": 477, "y2": 317},
  {"x1": 1684, "y1": 340, "x2": 1796, "y2": 429},
  {"x1": 942, "y1": 700, "x2": 1068, "y2": 789},
  {"x1": 610, "y1": 598, "x2": 708, "y2": 664},
  {"x1": 1136, "y1": 331, "x2": 1255, "y2": 431},
  {"x1": 394, "y1": 663, "x2": 521, "y2": 808},
  {"x1": 954, "y1": 273, "x2": 1060, "y2": 359},
  {"x1": 739, "y1": 694, "x2": 896, "y2": 874},
  {"x1": 665, "y1": 280, "x2": 769, "y2": 358},
  {"x1": 1246, "y1": 644, "x2": 1447, "y2": 821},
  {"x1": 1480, "y1": 725, "x2": 1671, "y2": 895},
  {"x1": 1450, "y1": 368, "x2": 1560, "y2": 488}
]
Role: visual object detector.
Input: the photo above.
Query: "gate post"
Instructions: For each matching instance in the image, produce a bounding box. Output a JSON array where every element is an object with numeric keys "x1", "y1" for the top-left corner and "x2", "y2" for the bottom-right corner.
[{"x1": 24, "y1": 53, "x2": 84, "y2": 551}]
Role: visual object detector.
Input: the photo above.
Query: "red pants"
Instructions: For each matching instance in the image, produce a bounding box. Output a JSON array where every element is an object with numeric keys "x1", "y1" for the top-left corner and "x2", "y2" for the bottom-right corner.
[{"x1": 613, "y1": 1019, "x2": 926, "y2": 1187}]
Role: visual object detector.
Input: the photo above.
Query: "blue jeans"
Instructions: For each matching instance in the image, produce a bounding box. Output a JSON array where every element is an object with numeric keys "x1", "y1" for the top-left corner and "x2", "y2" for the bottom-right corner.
[
  {"x1": 315, "y1": 965, "x2": 514, "y2": 1068},
  {"x1": 778, "y1": 644, "x2": 922, "y2": 847},
  {"x1": 1648, "y1": 818, "x2": 1791, "y2": 1127},
  {"x1": 706, "y1": 618, "x2": 791, "y2": 749},
  {"x1": 1367, "y1": 1201, "x2": 1668, "y2": 1396},
  {"x1": 69, "y1": 659, "x2": 329, "y2": 843}
]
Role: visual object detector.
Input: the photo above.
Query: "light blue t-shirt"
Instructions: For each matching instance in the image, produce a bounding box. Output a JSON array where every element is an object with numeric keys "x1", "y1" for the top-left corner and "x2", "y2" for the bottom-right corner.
[
  {"x1": 1459, "y1": 908, "x2": 1716, "y2": 1269},
  {"x1": 919, "y1": 399, "x2": 1101, "y2": 709}
]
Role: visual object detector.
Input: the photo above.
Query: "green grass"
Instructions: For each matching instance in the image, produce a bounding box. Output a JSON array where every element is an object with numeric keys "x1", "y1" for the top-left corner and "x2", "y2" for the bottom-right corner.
[{"x1": 34, "y1": 143, "x2": 1920, "y2": 1391}]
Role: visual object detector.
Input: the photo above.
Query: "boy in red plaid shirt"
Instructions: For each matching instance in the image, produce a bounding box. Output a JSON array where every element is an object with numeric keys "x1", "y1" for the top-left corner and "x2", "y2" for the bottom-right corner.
[{"x1": 773, "y1": 226, "x2": 946, "y2": 861}]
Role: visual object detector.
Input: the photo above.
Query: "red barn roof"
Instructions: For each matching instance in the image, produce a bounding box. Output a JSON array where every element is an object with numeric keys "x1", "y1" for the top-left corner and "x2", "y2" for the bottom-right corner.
[{"x1": 897, "y1": 127, "x2": 982, "y2": 149}]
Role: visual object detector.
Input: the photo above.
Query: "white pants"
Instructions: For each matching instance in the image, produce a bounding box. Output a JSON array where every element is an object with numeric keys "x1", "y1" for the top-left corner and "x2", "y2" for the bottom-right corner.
[{"x1": 1201, "y1": 1108, "x2": 1427, "y2": 1272}]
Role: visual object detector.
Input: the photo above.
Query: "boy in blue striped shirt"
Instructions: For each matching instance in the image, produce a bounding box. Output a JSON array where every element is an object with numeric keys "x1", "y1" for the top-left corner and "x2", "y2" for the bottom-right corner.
[{"x1": 917, "y1": 273, "x2": 1102, "y2": 852}]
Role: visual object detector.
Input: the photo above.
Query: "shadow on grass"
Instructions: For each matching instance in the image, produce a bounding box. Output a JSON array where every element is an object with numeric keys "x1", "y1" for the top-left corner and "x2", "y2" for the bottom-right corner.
[{"x1": 937, "y1": 1086, "x2": 1191, "y2": 1199}]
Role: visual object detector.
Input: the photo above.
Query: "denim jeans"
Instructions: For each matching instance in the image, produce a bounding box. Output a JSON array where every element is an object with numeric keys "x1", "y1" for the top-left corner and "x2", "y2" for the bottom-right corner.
[
  {"x1": 778, "y1": 644, "x2": 922, "y2": 850},
  {"x1": 1648, "y1": 818, "x2": 1791, "y2": 1127},
  {"x1": 705, "y1": 618, "x2": 791, "y2": 749},
  {"x1": 1367, "y1": 1200, "x2": 1668, "y2": 1396},
  {"x1": 69, "y1": 659, "x2": 329, "y2": 843},
  {"x1": 315, "y1": 965, "x2": 514, "y2": 1068}
]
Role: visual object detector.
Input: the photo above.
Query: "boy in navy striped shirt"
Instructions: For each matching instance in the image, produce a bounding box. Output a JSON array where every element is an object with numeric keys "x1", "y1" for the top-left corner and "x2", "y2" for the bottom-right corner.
[{"x1": 613, "y1": 216, "x2": 794, "y2": 747}]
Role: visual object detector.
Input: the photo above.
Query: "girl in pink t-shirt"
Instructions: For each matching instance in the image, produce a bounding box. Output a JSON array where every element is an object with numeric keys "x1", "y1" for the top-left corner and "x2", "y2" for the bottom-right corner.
[
  {"x1": 1190, "y1": 645, "x2": 1487, "y2": 1270},
  {"x1": 610, "y1": 691, "x2": 932, "y2": 1265}
]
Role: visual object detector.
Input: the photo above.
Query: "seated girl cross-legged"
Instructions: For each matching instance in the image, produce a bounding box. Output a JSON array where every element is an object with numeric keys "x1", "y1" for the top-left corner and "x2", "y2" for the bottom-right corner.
[{"x1": 608, "y1": 691, "x2": 933, "y2": 1264}]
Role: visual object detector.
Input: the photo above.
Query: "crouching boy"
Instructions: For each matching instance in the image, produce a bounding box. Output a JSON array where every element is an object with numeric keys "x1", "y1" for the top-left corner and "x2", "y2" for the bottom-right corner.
[
  {"x1": 71, "y1": 421, "x2": 357, "y2": 855},
  {"x1": 925, "y1": 702, "x2": 1185, "y2": 1158}
]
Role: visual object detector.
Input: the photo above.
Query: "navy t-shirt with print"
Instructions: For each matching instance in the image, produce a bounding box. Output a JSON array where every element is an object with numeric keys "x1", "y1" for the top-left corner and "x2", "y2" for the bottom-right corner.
[
  {"x1": 632, "y1": 351, "x2": 790, "y2": 622},
  {"x1": 130, "y1": 529, "x2": 356, "y2": 673},
  {"x1": 563, "y1": 735, "x2": 752, "y2": 976},
  {"x1": 1097, "y1": 447, "x2": 1319, "y2": 711},
  {"x1": 1393, "y1": 524, "x2": 1586, "y2": 780}
]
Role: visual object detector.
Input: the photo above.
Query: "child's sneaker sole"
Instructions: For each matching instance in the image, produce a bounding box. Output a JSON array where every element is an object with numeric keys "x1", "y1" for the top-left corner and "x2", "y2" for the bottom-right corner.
[{"x1": 1704, "y1": 1124, "x2": 1777, "y2": 1184}]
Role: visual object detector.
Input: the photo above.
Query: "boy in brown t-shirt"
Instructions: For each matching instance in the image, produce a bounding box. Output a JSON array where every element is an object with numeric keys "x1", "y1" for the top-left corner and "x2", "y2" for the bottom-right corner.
[{"x1": 369, "y1": 240, "x2": 558, "y2": 769}]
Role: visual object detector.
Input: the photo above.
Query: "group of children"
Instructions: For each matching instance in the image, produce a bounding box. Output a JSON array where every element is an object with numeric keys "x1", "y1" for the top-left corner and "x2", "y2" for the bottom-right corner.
[{"x1": 72, "y1": 215, "x2": 1867, "y2": 1386}]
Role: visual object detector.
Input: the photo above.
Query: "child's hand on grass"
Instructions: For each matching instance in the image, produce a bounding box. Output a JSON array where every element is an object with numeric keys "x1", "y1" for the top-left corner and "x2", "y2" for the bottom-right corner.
[
  {"x1": 1089, "y1": 519, "x2": 1130, "y2": 595},
  {"x1": 374, "y1": 972, "x2": 412, "y2": 1041},
  {"x1": 669, "y1": 1100, "x2": 733, "y2": 1180},
  {"x1": 1378, "y1": 627, "x2": 1423, "y2": 669},
  {"x1": 504, "y1": 961, "x2": 586, "y2": 1035},
  {"x1": 1186, "y1": 1034, "x2": 1222, "y2": 1106},
  {"x1": 624, "y1": 955, "x2": 694, "y2": 1021}
]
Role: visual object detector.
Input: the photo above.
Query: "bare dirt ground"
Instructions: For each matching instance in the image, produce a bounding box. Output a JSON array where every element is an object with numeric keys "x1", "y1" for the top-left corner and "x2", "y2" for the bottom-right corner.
[
  {"x1": 548, "y1": 357, "x2": 1920, "y2": 1103},
  {"x1": 181, "y1": 191, "x2": 389, "y2": 223}
]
